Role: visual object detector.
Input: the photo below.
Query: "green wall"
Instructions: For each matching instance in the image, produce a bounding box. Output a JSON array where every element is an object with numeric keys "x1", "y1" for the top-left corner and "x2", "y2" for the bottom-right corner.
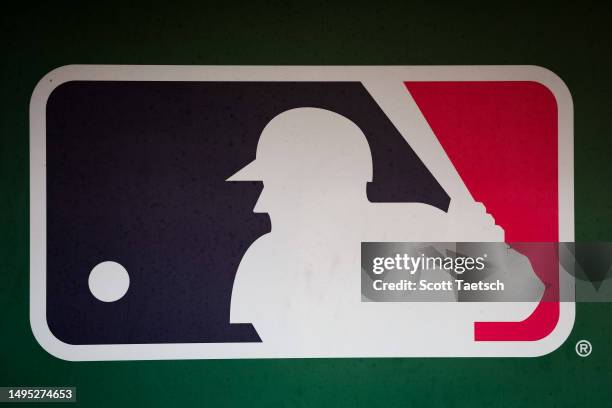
[{"x1": 1, "y1": 2, "x2": 611, "y2": 406}]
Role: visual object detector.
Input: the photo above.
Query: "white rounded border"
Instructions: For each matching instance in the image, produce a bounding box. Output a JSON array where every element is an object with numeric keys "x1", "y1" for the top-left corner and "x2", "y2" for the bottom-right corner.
[{"x1": 29, "y1": 65, "x2": 574, "y2": 360}]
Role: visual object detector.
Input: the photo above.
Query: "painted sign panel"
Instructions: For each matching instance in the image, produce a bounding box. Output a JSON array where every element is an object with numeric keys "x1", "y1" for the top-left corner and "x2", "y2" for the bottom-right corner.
[{"x1": 29, "y1": 65, "x2": 574, "y2": 360}]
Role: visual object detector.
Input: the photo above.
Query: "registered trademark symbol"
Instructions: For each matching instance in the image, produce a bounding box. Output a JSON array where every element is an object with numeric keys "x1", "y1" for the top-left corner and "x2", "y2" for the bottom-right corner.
[{"x1": 575, "y1": 340, "x2": 592, "y2": 357}]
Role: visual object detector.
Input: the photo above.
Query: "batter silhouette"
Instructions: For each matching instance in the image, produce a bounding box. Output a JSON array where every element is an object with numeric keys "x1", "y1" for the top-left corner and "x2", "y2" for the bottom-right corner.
[{"x1": 228, "y1": 108, "x2": 528, "y2": 351}]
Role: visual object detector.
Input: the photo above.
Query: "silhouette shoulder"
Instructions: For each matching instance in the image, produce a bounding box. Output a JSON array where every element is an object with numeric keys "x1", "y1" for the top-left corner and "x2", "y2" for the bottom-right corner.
[
  {"x1": 240, "y1": 233, "x2": 275, "y2": 262},
  {"x1": 364, "y1": 202, "x2": 449, "y2": 241}
]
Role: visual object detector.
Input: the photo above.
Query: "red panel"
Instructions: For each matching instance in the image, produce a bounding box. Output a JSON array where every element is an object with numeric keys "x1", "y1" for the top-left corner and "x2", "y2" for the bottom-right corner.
[{"x1": 405, "y1": 81, "x2": 559, "y2": 341}]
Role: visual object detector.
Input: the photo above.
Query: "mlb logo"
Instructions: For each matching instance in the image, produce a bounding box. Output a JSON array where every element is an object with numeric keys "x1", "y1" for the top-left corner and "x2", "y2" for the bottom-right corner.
[{"x1": 30, "y1": 65, "x2": 574, "y2": 360}]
